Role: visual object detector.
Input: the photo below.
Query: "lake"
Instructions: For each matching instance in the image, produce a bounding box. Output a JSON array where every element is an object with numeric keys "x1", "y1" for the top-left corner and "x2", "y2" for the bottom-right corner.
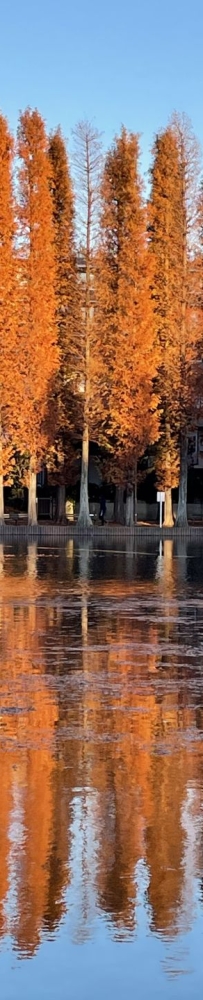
[{"x1": 0, "y1": 537, "x2": 203, "y2": 998}]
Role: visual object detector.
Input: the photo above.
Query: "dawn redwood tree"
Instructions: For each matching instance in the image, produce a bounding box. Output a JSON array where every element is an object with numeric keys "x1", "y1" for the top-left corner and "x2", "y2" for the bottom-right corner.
[
  {"x1": 0, "y1": 114, "x2": 19, "y2": 524},
  {"x1": 17, "y1": 109, "x2": 59, "y2": 526},
  {"x1": 48, "y1": 127, "x2": 78, "y2": 522},
  {"x1": 96, "y1": 127, "x2": 159, "y2": 526},
  {"x1": 171, "y1": 114, "x2": 201, "y2": 526},
  {"x1": 150, "y1": 116, "x2": 201, "y2": 527},
  {"x1": 72, "y1": 121, "x2": 102, "y2": 530},
  {"x1": 149, "y1": 127, "x2": 182, "y2": 525}
]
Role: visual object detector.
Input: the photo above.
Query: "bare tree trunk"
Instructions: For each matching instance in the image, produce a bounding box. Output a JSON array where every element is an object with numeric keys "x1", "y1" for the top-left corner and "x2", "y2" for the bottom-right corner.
[
  {"x1": 55, "y1": 484, "x2": 66, "y2": 524},
  {"x1": 28, "y1": 458, "x2": 37, "y2": 526},
  {"x1": 176, "y1": 430, "x2": 188, "y2": 526},
  {"x1": 77, "y1": 133, "x2": 93, "y2": 532},
  {"x1": 73, "y1": 124, "x2": 102, "y2": 533},
  {"x1": 164, "y1": 487, "x2": 174, "y2": 527},
  {"x1": 114, "y1": 486, "x2": 124, "y2": 523},
  {"x1": 125, "y1": 490, "x2": 134, "y2": 526},
  {"x1": 78, "y1": 424, "x2": 92, "y2": 529}
]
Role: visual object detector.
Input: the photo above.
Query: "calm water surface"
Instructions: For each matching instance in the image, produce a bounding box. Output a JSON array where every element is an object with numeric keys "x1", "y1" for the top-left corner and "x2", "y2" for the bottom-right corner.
[{"x1": 1, "y1": 538, "x2": 203, "y2": 998}]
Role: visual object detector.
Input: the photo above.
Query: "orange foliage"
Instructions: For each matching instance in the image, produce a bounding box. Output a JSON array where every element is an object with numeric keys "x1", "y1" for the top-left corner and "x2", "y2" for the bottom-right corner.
[
  {"x1": 1, "y1": 107, "x2": 203, "y2": 512},
  {"x1": 149, "y1": 127, "x2": 182, "y2": 494},
  {"x1": 96, "y1": 128, "x2": 159, "y2": 489},
  {"x1": 48, "y1": 128, "x2": 79, "y2": 491},
  {"x1": 149, "y1": 116, "x2": 202, "y2": 523},
  {"x1": 0, "y1": 115, "x2": 19, "y2": 484},
  {"x1": 16, "y1": 109, "x2": 59, "y2": 470}
]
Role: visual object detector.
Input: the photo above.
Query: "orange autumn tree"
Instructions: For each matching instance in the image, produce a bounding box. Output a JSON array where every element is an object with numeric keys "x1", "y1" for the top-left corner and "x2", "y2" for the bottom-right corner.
[
  {"x1": 48, "y1": 127, "x2": 78, "y2": 522},
  {"x1": 0, "y1": 114, "x2": 19, "y2": 524},
  {"x1": 149, "y1": 126, "x2": 183, "y2": 525},
  {"x1": 149, "y1": 116, "x2": 201, "y2": 527},
  {"x1": 96, "y1": 127, "x2": 159, "y2": 525},
  {"x1": 17, "y1": 109, "x2": 59, "y2": 526}
]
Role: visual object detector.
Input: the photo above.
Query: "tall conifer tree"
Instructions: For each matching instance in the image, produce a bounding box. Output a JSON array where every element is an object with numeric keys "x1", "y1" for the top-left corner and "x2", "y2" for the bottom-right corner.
[
  {"x1": 48, "y1": 127, "x2": 78, "y2": 522},
  {"x1": 149, "y1": 127, "x2": 182, "y2": 524},
  {"x1": 150, "y1": 116, "x2": 201, "y2": 526},
  {"x1": 0, "y1": 114, "x2": 19, "y2": 524},
  {"x1": 17, "y1": 109, "x2": 59, "y2": 525},
  {"x1": 96, "y1": 127, "x2": 159, "y2": 525}
]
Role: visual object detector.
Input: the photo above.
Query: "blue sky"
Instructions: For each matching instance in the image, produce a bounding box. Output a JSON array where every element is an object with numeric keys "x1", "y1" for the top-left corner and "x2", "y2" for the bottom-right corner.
[{"x1": 0, "y1": 0, "x2": 203, "y2": 178}]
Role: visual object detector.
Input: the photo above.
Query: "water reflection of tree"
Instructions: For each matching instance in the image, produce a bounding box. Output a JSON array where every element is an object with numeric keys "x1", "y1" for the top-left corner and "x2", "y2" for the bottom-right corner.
[
  {"x1": 0, "y1": 540, "x2": 203, "y2": 954},
  {"x1": 0, "y1": 591, "x2": 74, "y2": 956},
  {"x1": 80, "y1": 539, "x2": 203, "y2": 939}
]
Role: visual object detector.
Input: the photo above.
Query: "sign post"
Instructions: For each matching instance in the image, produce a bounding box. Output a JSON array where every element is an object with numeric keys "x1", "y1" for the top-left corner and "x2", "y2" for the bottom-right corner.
[{"x1": 156, "y1": 491, "x2": 165, "y2": 528}]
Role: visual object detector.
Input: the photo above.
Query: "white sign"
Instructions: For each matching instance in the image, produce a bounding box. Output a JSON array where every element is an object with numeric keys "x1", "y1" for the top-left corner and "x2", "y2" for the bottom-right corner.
[{"x1": 156, "y1": 491, "x2": 165, "y2": 528}]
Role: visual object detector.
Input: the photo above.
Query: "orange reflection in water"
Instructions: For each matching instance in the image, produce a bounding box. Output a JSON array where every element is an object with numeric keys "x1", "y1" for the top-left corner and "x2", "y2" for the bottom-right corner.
[{"x1": 0, "y1": 539, "x2": 203, "y2": 956}]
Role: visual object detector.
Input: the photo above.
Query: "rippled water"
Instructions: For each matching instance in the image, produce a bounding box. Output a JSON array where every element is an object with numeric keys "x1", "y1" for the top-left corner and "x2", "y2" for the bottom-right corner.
[{"x1": 1, "y1": 537, "x2": 203, "y2": 998}]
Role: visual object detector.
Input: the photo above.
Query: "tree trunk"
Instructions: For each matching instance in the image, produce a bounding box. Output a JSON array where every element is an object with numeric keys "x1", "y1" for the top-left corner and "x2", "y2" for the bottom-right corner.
[
  {"x1": 125, "y1": 491, "x2": 134, "y2": 526},
  {"x1": 77, "y1": 138, "x2": 92, "y2": 533},
  {"x1": 163, "y1": 419, "x2": 174, "y2": 526},
  {"x1": 176, "y1": 430, "x2": 188, "y2": 526},
  {"x1": 78, "y1": 424, "x2": 92, "y2": 530},
  {"x1": 28, "y1": 459, "x2": 37, "y2": 526},
  {"x1": 163, "y1": 487, "x2": 174, "y2": 527},
  {"x1": 55, "y1": 484, "x2": 66, "y2": 524},
  {"x1": 114, "y1": 486, "x2": 124, "y2": 523}
]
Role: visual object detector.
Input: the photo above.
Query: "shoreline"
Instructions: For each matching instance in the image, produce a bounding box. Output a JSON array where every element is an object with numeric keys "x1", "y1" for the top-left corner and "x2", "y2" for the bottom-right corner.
[{"x1": 1, "y1": 522, "x2": 203, "y2": 540}]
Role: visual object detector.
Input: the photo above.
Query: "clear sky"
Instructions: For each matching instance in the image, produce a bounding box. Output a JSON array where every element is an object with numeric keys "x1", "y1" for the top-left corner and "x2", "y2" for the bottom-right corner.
[{"x1": 0, "y1": 0, "x2": 203, "y2": 178}]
